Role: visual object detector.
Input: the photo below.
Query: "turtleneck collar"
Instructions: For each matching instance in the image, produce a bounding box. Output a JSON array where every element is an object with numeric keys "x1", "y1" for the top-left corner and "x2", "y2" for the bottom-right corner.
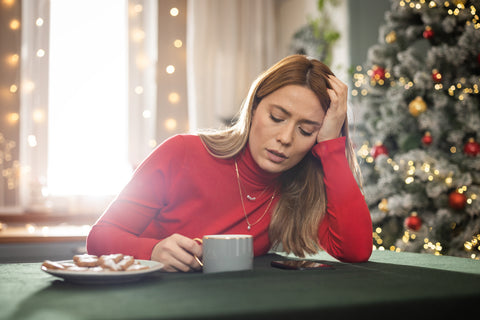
[{"x1": 235, "y1": 144, "x2": 281, "y2": 188}]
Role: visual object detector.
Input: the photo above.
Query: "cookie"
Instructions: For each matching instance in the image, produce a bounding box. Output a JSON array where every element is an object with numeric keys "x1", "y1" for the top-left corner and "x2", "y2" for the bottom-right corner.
[
  {"x1": 73, "y1": 254, "x2": 100, "y2": 267},
  {"x1": 117, "y1": 255, "x2": 135, "y2": 270},
  {"x1": 42, "y1": 260, "x2": 67, "y2": 270},
  {"x1": 126, "y1": 263, "x2": 150, "y2": 271}
]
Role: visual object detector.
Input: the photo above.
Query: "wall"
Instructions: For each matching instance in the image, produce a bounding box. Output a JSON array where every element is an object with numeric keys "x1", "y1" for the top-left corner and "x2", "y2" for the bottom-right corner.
[
  {"x1": 348, "y1": 0, "x2": 391, "y2": 68},
  {"x1": 275, "y1": 0, "x2": 350, "y2": 80}
]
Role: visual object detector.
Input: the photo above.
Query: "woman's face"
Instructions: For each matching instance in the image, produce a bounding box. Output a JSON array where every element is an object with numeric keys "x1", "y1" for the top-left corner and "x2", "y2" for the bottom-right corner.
[{"x1": 248, "y1": 84, "x2": 326, "y2": 173}]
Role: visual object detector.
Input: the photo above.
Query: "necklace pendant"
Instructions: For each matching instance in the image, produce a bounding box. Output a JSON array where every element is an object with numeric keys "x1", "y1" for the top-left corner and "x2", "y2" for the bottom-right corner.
[
  {"x1": 246, "y1": 195, "x2": 256, "y2": 201},
  {"x1": 247, "y1": 225, "x2": 251, "y2": 230}
]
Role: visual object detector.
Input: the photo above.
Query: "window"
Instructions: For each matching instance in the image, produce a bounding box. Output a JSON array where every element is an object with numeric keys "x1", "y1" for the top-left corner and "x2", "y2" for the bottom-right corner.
[
  {"x1": 48, "y1": 0, "x2": 131, "y2": 196},
  {"x1": 19, "y1": 0, "x2": 158, "y2": 213}
]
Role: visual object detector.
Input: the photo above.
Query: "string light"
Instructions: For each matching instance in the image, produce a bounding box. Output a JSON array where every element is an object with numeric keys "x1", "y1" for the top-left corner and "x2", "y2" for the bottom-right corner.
[
  {"x1": 132, "y1": 28, "x2": 145, "y2": 42},
  {"x1": 133, "y1": 4, "x2": 143, "y2": 14},
  {"x1": 7, "y1": 112, "x2": 19, "y2": 124},
  {"x1": 142, "y1": 110, "x2": 151, "y2": 119},
  {"x1": 166, "y1": 65, "x2": 175, "y2": 74},
  {"x1": 173, "y1": 39, "x2": 183, "y2": 48},
  {"x1": 32, "y1": 110, "x2": 45, "y2": 123},
  {"x1": 6, "y1": 53, "x2": 19, "y2": 66},
  {"x1": 36, "y1": 49, "x2": 45, "y2": 58},
  {"x1": 9, "y1": 19, "x2": 20, "y2": 30},
  {"x1": 168, "y1": 92, "x2": 180, "y2": 104},
  {"x1": 2, "y1": 0, "x2": 15, "y2": 7},
  {"x1": 27, "y1": 135, "x2": 38, "y2": 147},
  {"x1": 164, "y1": 118, "x2": 177, "y2": 131},
  {"x1": 134, "y1": 86, "x2": 144, "y2": 95},
  {"x1": 170, "y1": 7, "x2": 179, "y2": 17}
]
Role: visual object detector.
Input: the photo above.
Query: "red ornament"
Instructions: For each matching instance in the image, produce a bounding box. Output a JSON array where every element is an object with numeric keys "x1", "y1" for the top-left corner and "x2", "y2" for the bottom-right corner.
[
  {"x1": 371, "y1": 65, "x2": 386, "y2": 81},
  {"x1": 464, "y1": 138, "x2": 480, "y2": 156},
  {"x1": 477, "y1": 53, "x2": 480, "y2": 65},
  {"x1": 422, "y1": 132, "x2": 433, "y2": 145},
  {"x1": 423, "y1": 26, "x2": 434, "y2": 39},
  {"x1": 405, "y1": 213, "x2": 422, "y2": 231},
  {"x1": 371, "y1": 143, "x2": 389, "y2": 159},
  {"x1": 431, "y1": 69, "x2": 442, "y2": 83},
  {"x1": 449, "y1": 190, "x2": 467, "y2": 211}
]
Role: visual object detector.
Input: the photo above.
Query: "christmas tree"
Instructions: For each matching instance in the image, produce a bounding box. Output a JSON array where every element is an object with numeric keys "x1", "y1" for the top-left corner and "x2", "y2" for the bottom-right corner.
[{"x1": 351, "y1": 0, "x2": 480, "y2": 259}]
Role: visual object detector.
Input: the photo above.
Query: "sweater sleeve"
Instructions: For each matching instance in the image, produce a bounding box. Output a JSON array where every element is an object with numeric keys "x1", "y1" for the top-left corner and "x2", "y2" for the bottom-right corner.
[
  {"x1": 86, "y1": 135, "x2": 184, "y2": 260},
  {"x1": 312, "y1": 137, "x2": 372, "y2": 263}
]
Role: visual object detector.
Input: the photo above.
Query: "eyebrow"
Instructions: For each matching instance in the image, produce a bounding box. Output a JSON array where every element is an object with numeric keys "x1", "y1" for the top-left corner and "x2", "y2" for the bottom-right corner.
[{"x1": 271, "y1": 105, "x2": 322, "y2": 126}]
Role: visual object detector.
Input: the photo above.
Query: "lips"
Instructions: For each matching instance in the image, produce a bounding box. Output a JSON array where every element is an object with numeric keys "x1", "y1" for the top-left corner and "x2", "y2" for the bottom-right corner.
[{"x1": 266, "y1": 149, "x2": 287, "y2": 163}]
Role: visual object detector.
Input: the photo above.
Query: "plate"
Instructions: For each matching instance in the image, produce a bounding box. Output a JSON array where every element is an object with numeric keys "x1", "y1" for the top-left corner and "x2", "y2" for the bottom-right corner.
[{"x1": 41, "y1": 260, "x2": 164, "y2": 284}]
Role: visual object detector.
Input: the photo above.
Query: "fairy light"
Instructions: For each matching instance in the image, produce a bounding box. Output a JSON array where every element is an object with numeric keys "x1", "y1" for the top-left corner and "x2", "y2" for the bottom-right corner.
[
  {"x1": 6, "y1": 53, "x2": 19, "y2": 66},
  {"x1": 168, "y1": 92, "x2": 180, "y2": 104},
  {"x1": 170, "y1": 7, "x2": 179, "y2": 16},
  {"x1": 36, "y1": 49, "x2": 45, "y2": 58},
  {"x1": 32, "y1": 109, "x2": 45, "y2": 123},
  {"x1": 164, "y1": 118, "x2": 177, "y2": 131},
  {"x1": 133, "y1": 4, "x2": 143, "y2": 14},
  {"x1": 373, "y1": 229, "x2": 384, "y2": 247},
  {"x1": 134, "y1": 86, "x2": 144, "y2": 95},
  {"x1": 9, "y1": 19, "x2": 20, "y2": 30},
  {"x1": 166, "y1": 65, "x2": 175, "y2": 74},
  {"x1": 445, "y1": 176, "x2": 453, "y2": 185},
  {"x1": 2, "y1": 0, "x2": 15, "y2": 7},
  {"x1": 142, "y1": 110, "x2": 151, "y2": 119},
  {"x1": 405, "y1": 176, "x2": 414, "y2": 184},
  {"x1": 7, "y1": 112, "x2": 19, "y2": 124},
  {"x1": 27, "y1": 134, "x2": 37, "y2": 147},
  {"x1": 132, "y1": 28, "x2": 145, "y2": 42},
  {"x1": 148, "y1": 139, "x2": 157, "y2": 148}
]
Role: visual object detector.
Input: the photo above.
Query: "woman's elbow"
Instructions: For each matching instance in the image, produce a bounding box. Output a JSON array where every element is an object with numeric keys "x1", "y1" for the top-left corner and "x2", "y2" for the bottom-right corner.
[{"x1": 338, "y1": 242, "x2": 372, "y2": 263}]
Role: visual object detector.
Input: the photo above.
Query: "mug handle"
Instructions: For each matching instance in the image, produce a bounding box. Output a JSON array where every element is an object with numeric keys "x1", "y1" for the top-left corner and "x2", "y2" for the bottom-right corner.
[{"x1": 193, "y1": 238, "x2": 203, "y2": 267}]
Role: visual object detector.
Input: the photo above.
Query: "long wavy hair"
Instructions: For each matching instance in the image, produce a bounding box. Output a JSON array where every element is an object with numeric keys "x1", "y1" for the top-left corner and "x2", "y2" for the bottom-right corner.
[{"x1": 199, "y1": 54, "x2": 362, "y2": 257}]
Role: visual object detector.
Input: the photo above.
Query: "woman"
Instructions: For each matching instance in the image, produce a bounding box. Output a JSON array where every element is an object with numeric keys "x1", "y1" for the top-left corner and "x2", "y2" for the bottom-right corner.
[{"x1": 87, "y1": 54, "x2": 372, "y2": 272}]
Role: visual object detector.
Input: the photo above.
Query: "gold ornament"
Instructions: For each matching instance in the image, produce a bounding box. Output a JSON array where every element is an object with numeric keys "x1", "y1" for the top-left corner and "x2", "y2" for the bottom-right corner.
[
  {"x1": 378, "y1": 198, "x2": 389, "y2": 212},
  {"x1": 408, "y1": 96, "x2": 427, "y2": 117},
  {"x1": 385, "y1": 31, "x2": 397, "y2": 44}
]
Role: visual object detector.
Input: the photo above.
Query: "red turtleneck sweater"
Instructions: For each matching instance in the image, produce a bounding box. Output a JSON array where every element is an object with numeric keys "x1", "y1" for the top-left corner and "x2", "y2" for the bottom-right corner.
[{"x1": 87, "y1": 135, "x2": 372, "y2": 262}]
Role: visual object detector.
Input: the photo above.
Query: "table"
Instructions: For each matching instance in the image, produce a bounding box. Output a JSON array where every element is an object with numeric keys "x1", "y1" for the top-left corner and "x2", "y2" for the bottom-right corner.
[{"x1": 1, "y1": 251, "x2": 479, "y2": 320}]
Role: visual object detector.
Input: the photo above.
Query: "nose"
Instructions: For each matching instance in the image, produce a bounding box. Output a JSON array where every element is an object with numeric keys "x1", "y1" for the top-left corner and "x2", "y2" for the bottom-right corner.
[{"x1": 276, "y1": 123, "x2": 295, "y2": 145}]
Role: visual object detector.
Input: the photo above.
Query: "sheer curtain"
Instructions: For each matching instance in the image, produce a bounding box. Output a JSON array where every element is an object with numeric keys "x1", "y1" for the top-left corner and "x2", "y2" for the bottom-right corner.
[
  {"x1": 19, "y1": 0, "x2": 157, "y2": 213},
  {"x1": 186, "y1": 0, "x2": 276, "y2": 131}
]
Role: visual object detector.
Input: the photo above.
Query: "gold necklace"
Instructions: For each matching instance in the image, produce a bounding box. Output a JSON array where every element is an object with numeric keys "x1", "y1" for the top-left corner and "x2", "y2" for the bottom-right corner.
[
  {"x1": 240, "y1": 178, "x2": 270, "y2": 201},
  {"x1": 234, "y1": 159, "x2": 276, "y2": 230}
]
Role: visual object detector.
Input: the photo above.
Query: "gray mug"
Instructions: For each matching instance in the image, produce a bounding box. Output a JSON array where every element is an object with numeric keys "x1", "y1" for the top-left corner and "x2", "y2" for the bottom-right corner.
[{"x1": 194, "y1": 234, "x2": 253, "y2": 273}]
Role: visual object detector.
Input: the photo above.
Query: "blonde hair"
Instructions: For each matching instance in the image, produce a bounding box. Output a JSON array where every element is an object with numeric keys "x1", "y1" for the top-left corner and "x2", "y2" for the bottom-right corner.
[{"x1": 199, "y1": 54, "x2": 361, "y2": 257}]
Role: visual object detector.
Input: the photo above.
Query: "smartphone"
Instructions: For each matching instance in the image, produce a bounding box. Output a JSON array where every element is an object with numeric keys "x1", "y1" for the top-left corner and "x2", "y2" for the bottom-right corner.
[{"x1": 271, "y1": 260, "x2": 334, "y2": 270}]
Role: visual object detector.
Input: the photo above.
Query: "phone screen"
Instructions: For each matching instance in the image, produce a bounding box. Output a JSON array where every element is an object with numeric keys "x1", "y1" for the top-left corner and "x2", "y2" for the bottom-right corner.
[{"x1": 271, "y1": 260, "x2": 334, "y2": 270}]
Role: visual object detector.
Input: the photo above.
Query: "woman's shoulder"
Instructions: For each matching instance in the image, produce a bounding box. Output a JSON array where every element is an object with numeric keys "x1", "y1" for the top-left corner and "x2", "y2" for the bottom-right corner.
[
  {"x1": 158, "y1": 134, "x2": 213, "y2": 160},
  {"x1": 160, "y1": 134, "x2": 203, "y2": 150}
]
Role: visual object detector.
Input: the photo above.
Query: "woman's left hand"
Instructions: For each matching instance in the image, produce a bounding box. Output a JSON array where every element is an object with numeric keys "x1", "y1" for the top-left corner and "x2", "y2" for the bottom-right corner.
[{"x1": 316, "y1": 75, "x2": 348, "y2": 143}]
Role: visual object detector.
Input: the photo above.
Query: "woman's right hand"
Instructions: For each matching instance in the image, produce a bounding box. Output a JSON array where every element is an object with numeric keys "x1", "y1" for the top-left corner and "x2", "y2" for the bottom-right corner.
[{"x1": 151, "y1": 233, "x2": 203, "y2": 272}]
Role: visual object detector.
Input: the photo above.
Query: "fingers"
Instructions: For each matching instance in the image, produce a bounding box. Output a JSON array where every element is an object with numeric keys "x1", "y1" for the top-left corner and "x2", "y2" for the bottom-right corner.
[
  {"x1": 316, "y1": 75, "x2": 348, "y2": 143},
  {"x1": 327, "y1": 75, "x2": 348, "y2": 111},
  {"x1": 151, "y1": 233, "x2": 203, "y2": 272}
]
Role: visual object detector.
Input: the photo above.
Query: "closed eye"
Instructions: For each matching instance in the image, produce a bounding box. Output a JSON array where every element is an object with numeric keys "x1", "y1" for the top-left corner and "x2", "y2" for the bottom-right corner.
[
  {"x1": 269, "y1": 114, "x2": 283, "y2": 123},
  {"x1": 299, "y1": 127, "x2": 313, "y2": 136}
]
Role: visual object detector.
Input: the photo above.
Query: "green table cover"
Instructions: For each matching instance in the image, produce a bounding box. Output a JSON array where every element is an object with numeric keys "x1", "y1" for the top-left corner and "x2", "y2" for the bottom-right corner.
[{"x1": 0, "y1": 251, "x2": 479, "y2": 319}]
